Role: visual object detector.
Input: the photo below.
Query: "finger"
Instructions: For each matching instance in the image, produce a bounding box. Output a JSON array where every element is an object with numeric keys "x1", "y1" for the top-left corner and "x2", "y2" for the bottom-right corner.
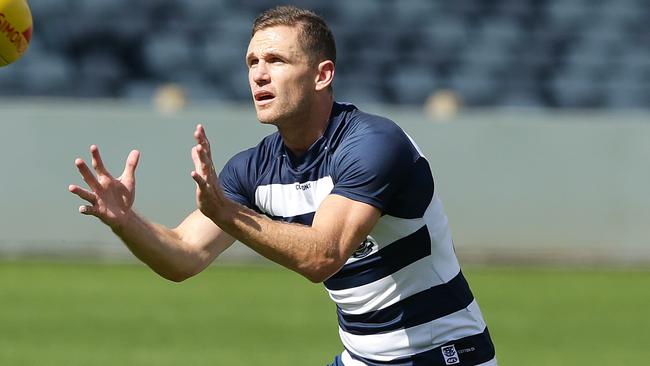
[
  {"x1": 191, "y1": 170, "x2": 208, "y2": 188},
  {"x1": 195, "y1": 144, "x2": 216, "y2": 176},
  {"x1": 121, "y1": 150, "x2": 140, "y2": 182},
  {"x1": 195, "y1": 144, "x2": 208, "y2": 163},
  {"x1": 75, "y1": 158, "x2": 101, "y2": 191},
  {"x1": 68, "y1": 184, "x2": 97, "y2": 204},
  {"x1": 191, "y1": 146, "x2": 203, "y2": 174},
  {"x1": 194, "y1": 124, "x2": 211, "y2": 154},
  {"x1": 79, "y1": 205, "x2": 98, "y2": 216},
  {"x1": 90, "y1": 145, "x2": 111, "y2": 177},
  {"x1": 194, "y1": 124, "x2": 205, "y2": 141},
  {"x1": 193, "y1": 125, "x2": 217, "y2": 176}
]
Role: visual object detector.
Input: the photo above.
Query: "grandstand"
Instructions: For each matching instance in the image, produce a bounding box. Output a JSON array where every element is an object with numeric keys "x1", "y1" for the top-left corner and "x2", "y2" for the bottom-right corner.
[{"x1": 1, "y1": 0, "x2": 649, "y2": 108}]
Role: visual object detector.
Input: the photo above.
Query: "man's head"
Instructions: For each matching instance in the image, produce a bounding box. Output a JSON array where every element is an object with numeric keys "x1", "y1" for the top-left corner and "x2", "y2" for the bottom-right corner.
[
  {"x1": 247, "y1": 6, "x2": 336, "y2": 126},
  {"x1": 251, "y1": 6, "x2": 336, "y2": 67}
]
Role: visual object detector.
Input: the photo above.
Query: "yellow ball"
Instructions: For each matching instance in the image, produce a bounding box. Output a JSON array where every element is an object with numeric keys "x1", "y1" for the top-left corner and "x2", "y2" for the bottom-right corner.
[{"x1": 0, "y1": 0, "x2": 32, "y2": 67}]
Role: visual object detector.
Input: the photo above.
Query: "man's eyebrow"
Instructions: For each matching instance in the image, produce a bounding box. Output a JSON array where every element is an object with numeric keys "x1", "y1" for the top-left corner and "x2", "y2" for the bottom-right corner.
[
  {"x1": 249, "y1": 49, "x2": 288, "y2": 59},
  {"x1": 245, "y1": 51, "x2": 261, "y2": 64},
  {"x1": 248, "y1": 51, "x2": 289, "y2": 66}
]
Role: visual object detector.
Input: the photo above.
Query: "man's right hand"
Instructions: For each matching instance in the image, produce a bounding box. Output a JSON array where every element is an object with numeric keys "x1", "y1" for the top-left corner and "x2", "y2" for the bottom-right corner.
[{"x1": 69, "y1": 145, "x2": 140, "y2": 230}]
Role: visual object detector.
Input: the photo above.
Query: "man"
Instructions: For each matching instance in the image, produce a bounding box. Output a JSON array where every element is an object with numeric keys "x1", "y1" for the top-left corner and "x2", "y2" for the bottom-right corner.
[{"x1": 69, "y1": 6, "x2": 497, "y2": 366}]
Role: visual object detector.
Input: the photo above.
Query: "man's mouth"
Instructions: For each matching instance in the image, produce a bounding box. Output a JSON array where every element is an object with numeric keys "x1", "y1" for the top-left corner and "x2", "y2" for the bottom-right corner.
[{"x1": 254, "y1": 91, "x2": 275, "y2": 104}]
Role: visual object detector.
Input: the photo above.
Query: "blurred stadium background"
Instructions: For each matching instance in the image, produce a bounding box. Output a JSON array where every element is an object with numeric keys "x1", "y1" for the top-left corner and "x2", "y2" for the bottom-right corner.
[
  {"x1": 1, "y1": 0, "x2": 650, "y2": 365},
  {"x1": 2, "y1": 0, "x2": 650, "y2": 107}
]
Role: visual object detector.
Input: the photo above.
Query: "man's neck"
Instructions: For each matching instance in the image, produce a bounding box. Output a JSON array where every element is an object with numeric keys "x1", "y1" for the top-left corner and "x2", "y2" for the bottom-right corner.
[{"x1": 279, "y1": 98, "x2": 334, "y2": 157}]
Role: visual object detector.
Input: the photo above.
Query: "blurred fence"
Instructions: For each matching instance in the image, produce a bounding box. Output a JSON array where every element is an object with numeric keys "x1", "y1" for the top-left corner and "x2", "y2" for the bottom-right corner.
[{"x1": 1, "y1": 98, "x2": 649, "y2": 265}]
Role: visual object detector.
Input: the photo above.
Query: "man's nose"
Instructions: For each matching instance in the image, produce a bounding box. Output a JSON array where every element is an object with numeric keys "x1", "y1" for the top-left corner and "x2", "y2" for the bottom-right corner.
[{"x1": 252, "y1": 62, "x2": 270, "y2": 84}]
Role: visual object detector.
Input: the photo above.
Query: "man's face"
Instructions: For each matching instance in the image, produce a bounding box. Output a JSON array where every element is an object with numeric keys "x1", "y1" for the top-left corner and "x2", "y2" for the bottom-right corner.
[{"x1": 246, "y1": 25, "x2": 316, "y2": 125}]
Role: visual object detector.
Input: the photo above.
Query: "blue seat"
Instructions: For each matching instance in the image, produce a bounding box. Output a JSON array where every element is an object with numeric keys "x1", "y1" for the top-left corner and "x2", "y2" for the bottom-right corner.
[
  {"x1": 76, "y1": 0, "x2": 132, "y2": 18},
  {"x1": 547, "y1": 69, "x2": 606, "y2": 108},
  {"x1": 387, "y1": 64, "x2": 438, "y2": 105},
  {"x1": 183, "y1": 0, "x2": 232, "y2": 24},
  {"x1": 478, "y1": 17, "x2": 523, "y2": 50},
  {"x1": 142, "y1": 33, "x2": 197, "y2": 78},
  {"x1": 448, "y1": 67, "x2": 498, "y2": 106},
  {"x1": 21, "y1": 54, "x2": 75, "y2": 96},
  {"x1": 545, "y1": 0, "x2": 591, "y2": 30},
  {"x1": 604, "y1": 45, "x2": 650, "y2": 108},
  {"x1": 563, "y1": 41, "x2": 613, "y2": 76},
  {"x1": 604, "y1": 78, "x2": 650, "y2": 109},
  {"x1": 76, "y1": 50, "x2": 126, "y2": 97},
  {"x1": 595, "y1": 0, "x2": 644, "y2": 27},
  {"x1": 336, "y1": 0, "x2": 386, "y2": 23},
  {"x1": 223, "y1": 64, "x2": 251, "y2": 100},
  {"x1": 333, "y1": 77, "x2": 385, "y2": 105},
  {"x1": 458, "y1": 37, "x2": 513, "y2": 76},
  {"x1": 419, "y1": 16, "x2": 467, "y2": 54},
  {"x1": 384, "y1": 0, "x2": 440, "y2": 26},
  {"x1": 198, "y1": 32, "x2": 248, "y2": 79},
  {"x1": 122, "y1": 81, "x2": 160, "y2": 101}
]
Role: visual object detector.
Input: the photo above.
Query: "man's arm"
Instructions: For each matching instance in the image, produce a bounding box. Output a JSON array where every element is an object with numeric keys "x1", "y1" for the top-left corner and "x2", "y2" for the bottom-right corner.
[
  {"x1": 69, "y1": 145, "x2": 235, "y2": 282},
  {"x1": 191, "y1": 125, "x2": 380, "y2": 282},
  {"x1": 215, "y1": 193, "x2": 378, "y2": 283},
  {"x1": 111, "y1": 209, "x2": 235, "y2": 282}
]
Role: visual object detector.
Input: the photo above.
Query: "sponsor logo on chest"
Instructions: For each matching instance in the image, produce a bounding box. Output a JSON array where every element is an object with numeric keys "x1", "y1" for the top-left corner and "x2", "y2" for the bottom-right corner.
[
  {"x1": 255, "y1": 176, "x2": 334, "y2": 218},
  {"x1": 295, "y1": 182, "x2": 311, "y2": 191}
]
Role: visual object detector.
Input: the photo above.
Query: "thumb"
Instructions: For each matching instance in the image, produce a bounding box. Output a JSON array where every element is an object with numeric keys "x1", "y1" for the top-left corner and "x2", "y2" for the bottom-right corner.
[{"x1": 121, "y1": 150, "x2": 140, "y2": 181}]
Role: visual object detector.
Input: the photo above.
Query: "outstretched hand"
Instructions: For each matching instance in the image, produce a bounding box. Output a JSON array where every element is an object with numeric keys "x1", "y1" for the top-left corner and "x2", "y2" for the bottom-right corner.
[
  {"x1": 69, "y1": 145, "x2": 140, "y2": 229},
  {"x1": 191, "y1": 124, "x2": 229, "y2": 221}
]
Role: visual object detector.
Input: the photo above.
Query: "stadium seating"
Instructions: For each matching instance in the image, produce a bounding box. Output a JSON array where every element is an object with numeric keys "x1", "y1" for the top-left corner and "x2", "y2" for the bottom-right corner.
[{"x1": 2, "y1": 0, "x2": 648, "y2": 109}]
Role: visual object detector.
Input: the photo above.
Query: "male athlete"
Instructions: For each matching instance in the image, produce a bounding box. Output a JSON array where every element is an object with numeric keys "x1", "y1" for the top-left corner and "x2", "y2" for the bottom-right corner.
[{"x1": 69, "y1": 6, "x2": 497, "y2": 366}]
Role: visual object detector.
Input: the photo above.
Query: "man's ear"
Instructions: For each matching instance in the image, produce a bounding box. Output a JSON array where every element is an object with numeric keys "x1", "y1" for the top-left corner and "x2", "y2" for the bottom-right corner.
[{"x1": 315, "y1": 60, "x2": 335, "y2": 91}]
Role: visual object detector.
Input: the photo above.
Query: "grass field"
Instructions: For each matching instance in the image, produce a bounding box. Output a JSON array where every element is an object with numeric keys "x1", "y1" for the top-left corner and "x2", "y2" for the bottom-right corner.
[{"x1": 1, "y1": 261, "x2": 649, "y2": 365}]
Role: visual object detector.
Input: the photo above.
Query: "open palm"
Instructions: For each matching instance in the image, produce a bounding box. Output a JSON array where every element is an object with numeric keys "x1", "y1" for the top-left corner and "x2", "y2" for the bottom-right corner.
[{"x1": 69, "y1": 145, "x2": 140, "y2": 229}]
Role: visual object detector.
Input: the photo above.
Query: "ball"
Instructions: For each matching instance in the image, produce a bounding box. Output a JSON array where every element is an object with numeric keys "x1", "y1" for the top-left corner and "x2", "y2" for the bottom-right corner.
[{"x1": 0, "y1": 0, "x2": 32, "y2": 67}]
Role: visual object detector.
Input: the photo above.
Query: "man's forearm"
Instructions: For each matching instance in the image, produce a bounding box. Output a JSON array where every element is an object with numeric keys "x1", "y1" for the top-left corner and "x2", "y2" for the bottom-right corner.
[
  {"x1": 215, "y1": 202, "x2": 342, "y2": 282},
  {"x1": 111, "y1": 210, "x2": 207, "y2": 281}
]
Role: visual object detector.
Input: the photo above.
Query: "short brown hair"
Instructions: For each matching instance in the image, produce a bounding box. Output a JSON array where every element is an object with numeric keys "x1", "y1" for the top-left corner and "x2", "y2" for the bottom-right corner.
[{"x1": 252, "y1": 5, "x2": 336, "y2": 65}]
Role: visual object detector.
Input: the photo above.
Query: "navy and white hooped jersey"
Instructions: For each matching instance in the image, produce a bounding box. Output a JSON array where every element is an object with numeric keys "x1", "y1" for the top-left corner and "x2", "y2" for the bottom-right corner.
[{"x1": 219, "y1": 102, "x2": 496, "y2": 365}]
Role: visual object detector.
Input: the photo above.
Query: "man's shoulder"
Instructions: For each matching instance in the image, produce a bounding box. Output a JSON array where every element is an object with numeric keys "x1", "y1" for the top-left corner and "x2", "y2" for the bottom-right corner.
[
  {"x1": 336, "y1": 102, "x2": 404, "y2": 137},
  {"x1": 333, "y1": 102, "x2": 409, "y2": 152}
]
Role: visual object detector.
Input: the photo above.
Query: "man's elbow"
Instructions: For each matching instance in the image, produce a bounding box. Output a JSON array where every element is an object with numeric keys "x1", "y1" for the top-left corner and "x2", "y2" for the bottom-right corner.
[
  {"x1": 301, "y1": 259, "x2": 341, "y2": 283},
  {"x1": 304, "y1": 271, "x2": 329, "y2": 284},
  {"x1": 156, "y1": 264, "x2": 201, "y2": 283},
  {"x1": 164, "y1": 271, "x2": 193, "y2": 283}
]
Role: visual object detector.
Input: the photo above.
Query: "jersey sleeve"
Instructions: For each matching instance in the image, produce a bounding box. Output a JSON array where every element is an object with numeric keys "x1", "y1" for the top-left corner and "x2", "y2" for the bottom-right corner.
[
  {"x1": 218, "y1": 150, "x2": 256, "y2": 209},
  {"x1": 330, "y1": 121, "x2": 418, "y2": 212}
]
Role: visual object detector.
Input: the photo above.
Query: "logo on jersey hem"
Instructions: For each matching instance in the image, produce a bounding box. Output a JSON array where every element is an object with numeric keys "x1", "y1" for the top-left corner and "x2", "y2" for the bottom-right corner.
[
  {"x1": 441, "y1": 344, "x2": 460, "y2": 365},
  {"x1": 352, "y1": 237, "x2": 376, "y2": 258}
]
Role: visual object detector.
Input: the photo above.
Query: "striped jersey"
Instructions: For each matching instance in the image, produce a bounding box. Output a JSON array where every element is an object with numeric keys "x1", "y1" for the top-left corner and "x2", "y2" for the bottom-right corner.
[{"x1": 219, "y1": 102, "x2": 496, "y2": 365}]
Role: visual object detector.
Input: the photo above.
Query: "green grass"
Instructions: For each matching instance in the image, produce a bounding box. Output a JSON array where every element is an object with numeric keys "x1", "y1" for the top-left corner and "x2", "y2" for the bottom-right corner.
[{"x1": 1, "y1": 262, "x2": 649, "y2": 365}]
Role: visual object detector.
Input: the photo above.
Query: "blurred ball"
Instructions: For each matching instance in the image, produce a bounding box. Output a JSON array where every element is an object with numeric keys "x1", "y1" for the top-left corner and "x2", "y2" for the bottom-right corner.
[
  {"x1": 425, "y1": 90, "x2": 461, "y2": 121},
  {"x1": 0, "y1": 0, "x2": 32, "y2": 67},
  {"x1": 153, "y1": 84, "x2": 187, "y2": 115}
]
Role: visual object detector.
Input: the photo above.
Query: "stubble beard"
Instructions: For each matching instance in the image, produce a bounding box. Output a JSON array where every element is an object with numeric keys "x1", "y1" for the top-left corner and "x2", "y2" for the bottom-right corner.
[{"x1": 256, "y1": 96, "x2": 313, "y2": 129}]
